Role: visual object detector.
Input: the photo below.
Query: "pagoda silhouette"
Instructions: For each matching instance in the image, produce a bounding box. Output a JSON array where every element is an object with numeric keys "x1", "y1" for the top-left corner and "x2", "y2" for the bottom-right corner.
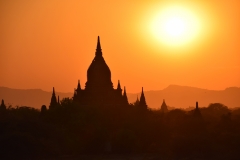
[
  {"x1": 50, "y1": 36, "x2": 148, "y2": 108},
  {"x1": 49, "y1": 36, "x2": 147, "y2": 109}
]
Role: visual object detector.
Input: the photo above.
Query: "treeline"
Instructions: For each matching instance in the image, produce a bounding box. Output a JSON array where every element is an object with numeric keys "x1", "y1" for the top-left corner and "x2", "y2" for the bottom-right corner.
[{"x1": 0, "y1": 99, "x2": 240, "y2": 159}]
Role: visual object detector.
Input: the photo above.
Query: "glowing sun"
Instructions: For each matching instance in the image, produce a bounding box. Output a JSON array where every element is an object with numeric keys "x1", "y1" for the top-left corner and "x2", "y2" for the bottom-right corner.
[{"x1": 150, "y1": 6, "x2": 201, "y2": 47}]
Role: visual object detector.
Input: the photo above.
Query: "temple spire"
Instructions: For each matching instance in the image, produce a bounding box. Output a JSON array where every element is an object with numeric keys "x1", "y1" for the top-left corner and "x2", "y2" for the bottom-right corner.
[
  {"x1": 96, "y1": 36, "x2": 102, "y2": 56},
  {"x1": 193, "y1": 101, "x2": 202, "y2": 118},
  {"x1": 77, "y1": 80, "x2": 81, "y2": 90},
  {"x1": 161, "y1": 99, "x2": 168, "y2": 113},
  {"x1": 52, "y1": 87, "x2": 55, "y2": 95},
  {"x1": 117, "y1": 80, "x2": 121, "y2": 90},
  {"x1": 49, "y1": 87, "x2": 57, "y2": 109},
  {"x1": 140, "y1": 87, "x2": 146, "y2": 103},
  {"x1": 139, "y1": 87, "x2": 147, "y2": 109}
]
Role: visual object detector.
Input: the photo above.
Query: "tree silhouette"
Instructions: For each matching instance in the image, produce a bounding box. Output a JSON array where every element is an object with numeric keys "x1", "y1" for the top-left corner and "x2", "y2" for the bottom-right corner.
[{"x1": 0, "y1": 101, "x2": 239, "y2": 159}]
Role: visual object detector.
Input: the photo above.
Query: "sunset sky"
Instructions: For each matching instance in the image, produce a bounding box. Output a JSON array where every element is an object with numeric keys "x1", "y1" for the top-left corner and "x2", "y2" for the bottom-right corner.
[{"x1": 1, "y1": 0, "x2": 240, "y2": 93}]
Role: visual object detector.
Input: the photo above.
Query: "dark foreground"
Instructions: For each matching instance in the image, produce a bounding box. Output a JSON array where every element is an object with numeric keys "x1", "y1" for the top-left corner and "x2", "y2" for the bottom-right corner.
[
  {"x1": 0, "y1": 101, "x2": 240, "y2": 159},
  {"x1": 54, "y1": 154, "x2": 240, "y2": 160}
]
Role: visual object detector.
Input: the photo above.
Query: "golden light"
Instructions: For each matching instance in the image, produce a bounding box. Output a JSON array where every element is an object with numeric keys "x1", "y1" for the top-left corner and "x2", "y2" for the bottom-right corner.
[{"x1": 150, "y1": 5, "x2": 202, "y2": 47}]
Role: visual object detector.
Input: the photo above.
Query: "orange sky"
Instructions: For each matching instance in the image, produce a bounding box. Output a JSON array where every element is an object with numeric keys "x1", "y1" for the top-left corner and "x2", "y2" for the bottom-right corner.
[{"x1": 0, "y1": 0, "x2": 240, "y2": 93}]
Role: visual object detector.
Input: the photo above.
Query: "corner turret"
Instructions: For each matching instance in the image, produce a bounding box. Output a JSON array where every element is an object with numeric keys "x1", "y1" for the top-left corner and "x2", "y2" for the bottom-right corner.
[
  {"x1": 77, "y1": 80, "x2": 81, "y2": 90},
  {"x1": 117, "y1": 80, "x2": 121, "y2": 90},
  {"x1": 134, "y1": 95, "x2": 140, "y2": 106},
  {"x1": 122, "y1": 86, "x2": 129, "y2": 105},
  {"x1": 139, "y1": 87, "x2": 147, "y2": 109}
]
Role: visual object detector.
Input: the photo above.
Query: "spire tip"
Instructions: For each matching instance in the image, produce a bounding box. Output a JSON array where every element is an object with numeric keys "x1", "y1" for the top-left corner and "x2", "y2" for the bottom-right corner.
[{"x1": 96, "y1": 36, "x2": 102, "y2": 56}]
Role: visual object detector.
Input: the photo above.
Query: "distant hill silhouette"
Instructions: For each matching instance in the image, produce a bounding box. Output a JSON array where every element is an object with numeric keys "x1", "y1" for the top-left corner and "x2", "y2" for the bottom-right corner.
[
  {"x1": 0, "y1": 85, "x2": 240, "y2": 109},
  {"x1": 0, "y1": 87, "x2": 72, "y2": 109},
  {"x1": 128, "y1": 85, "x2": 240, "y2": 109}
]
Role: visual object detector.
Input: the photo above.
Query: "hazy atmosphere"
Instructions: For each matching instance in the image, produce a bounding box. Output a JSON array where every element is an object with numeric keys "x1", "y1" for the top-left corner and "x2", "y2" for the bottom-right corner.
[
  {"x1": 1, "y1": 0, "x2": 240, "y2": 93},
  {"x1": 1, "y1": 1, "x2": 240, "y2": 159}
]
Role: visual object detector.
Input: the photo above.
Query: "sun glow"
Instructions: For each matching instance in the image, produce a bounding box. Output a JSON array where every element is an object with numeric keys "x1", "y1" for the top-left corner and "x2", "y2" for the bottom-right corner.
[{"x1": 150, "y1": 6, "x2": 202, "y2": 47}]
